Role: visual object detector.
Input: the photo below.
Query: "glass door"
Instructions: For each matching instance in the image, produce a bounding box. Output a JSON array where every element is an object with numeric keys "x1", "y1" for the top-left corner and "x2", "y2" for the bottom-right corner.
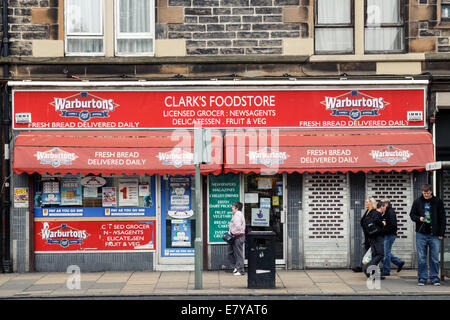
[
  {"x1": 244, "y1": 173, "x2": 285, "y2": 264},
  {"x1": 158, "y1": 175, "x2": 195, "y2": 267}
]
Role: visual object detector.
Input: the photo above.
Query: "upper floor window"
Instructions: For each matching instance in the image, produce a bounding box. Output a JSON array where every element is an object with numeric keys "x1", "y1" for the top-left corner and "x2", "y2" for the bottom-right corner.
[
  {"x1": 65, "y1": 0, "x2": 155, "y2": 56},
  {"x1": 65, "y1": 0, "x2": 104, "y2": 55},
  {"x1": 115, "y1": 0, "x2": 155, "y2": 56},
  {"x1": 365, "y1": 0, "x2": 404, "y2": 53},
  {"x1": 314, "y1": 0, "x2": 354, "y2": 54}
]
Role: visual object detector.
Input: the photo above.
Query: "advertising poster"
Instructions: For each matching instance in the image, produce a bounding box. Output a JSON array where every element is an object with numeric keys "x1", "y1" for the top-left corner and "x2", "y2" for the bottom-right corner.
[
  {"x1": 118, "y1": 178, "x2": 139, "y2": 206},
  {"x1": 14, "y1": 188, "x2": 29, "y2": 208},
  {"x1": 208, "y1": 174, "x2": 240, "y2": 244},
  {"x1": 60, "y1": 177, "x2": 82, "y2": 206},
  {"x1": 34, "y1": 220, "x2": 156, "y2": 252},
  {"x1": 42, "y1": 180, "x2": 60, "y2": 205},
  {"x1": 102, "y1": 187, "x2": 117, "y2": 207},
  {"x1": 168, "y1": 176, "x2": 193, "y2": 218},
  {"x1": 171, "y1": 219, "x2": 191, "y2": 247}
]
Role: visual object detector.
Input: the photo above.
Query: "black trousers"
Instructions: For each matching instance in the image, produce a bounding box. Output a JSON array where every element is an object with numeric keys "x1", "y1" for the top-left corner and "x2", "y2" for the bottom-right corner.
[{"x1": 363, "y1": 235, "x2": 385, "y2": 275}]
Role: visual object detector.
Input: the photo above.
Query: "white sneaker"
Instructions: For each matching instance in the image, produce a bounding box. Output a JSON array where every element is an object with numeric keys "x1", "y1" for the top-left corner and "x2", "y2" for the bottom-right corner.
[
  {"x1": 232, "y1": 268, "x2": 237, "y2": 273},
  {"x1": 233, "y1": 272, "x2": 244, "y2": 276},
  {"x1": 433, "y1": 282, "x2": 441, "y2": 286}
]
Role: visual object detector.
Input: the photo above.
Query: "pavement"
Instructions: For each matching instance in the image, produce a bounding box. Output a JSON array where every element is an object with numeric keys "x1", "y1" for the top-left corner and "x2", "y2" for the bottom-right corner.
[{"x1": 0, "y1": 268, "x2": 450, "y2": 299}]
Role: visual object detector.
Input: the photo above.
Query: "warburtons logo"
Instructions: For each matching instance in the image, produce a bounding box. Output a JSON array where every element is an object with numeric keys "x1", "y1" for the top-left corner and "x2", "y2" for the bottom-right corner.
[
  {"x1": 321, "y1": 90, "x2": 390, "y2": 120},
  {"x1": 157, "y1": 148, "x2": 194, "y2": 168},
  {"x1": 248, "y1": 147, "x2": 288, "y2": 166},
  {"x1": 34, "y1": 147, "x2": 78, "y2": 167},
  {"x1": 370, "y1": 146, "x2": 412, "y2": 165},
  {"x1": 50, "y1": 92, "x2": 119, "y2": 121},
  {"x1": 40, "y1": 222, "x2": 89, "y2": 248}
]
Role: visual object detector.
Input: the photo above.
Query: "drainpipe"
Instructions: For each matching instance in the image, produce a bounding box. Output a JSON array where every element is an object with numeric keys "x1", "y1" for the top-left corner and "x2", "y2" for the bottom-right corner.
[{"x1": 2, "y1": 0, "x2": 12, "y2": 273}]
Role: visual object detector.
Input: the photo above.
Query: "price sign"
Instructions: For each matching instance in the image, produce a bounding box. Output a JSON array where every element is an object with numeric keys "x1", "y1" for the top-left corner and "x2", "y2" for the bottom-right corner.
[{"x1": 118, "y1": 178, "x2": 139, "y2": 206}]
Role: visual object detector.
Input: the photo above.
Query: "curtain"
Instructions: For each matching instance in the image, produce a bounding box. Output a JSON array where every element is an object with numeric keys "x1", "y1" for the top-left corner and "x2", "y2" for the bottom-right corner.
[
  {"x1": 365, "y1": 0, "x2": 403, "y2": 51},
  {"x1": 316, "y1": 0, "x2": 352, "y2": 52},
  {"x1": 116, "y1": 0, "x2": 153, "y2": 54},
  {"x1": 66, "y1": 0, "x2": 103, "y2": 54}
]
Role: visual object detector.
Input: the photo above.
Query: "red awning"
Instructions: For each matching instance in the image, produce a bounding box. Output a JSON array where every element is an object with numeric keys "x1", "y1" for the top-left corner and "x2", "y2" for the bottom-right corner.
[
  {"x1": 13, "y1": 131, "x2": 223, "y2": 176},
  {"x1": 224, "y1": 129, "x2": 434, "y2": 174}
]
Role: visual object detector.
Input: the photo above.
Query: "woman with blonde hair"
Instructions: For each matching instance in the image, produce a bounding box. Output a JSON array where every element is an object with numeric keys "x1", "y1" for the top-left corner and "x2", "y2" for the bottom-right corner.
[{"x1": 352, "y1": 197, "x2": 378, "y2": 273}]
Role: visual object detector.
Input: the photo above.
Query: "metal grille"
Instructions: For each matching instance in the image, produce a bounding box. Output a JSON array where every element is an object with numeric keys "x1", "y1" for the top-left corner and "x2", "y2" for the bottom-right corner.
[
  {"x1": 443, "y1": 171, "x2": 450, "y2": 239},
  {"x1": 303, "y1": 173, "x2": 349, "y2": 268},
  {"x1": 366, "y1": 172, "x2": 414, "y2": 265}
]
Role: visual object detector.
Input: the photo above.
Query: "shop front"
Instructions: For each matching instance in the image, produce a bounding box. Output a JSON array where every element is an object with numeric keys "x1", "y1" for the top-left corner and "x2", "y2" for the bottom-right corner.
[{"x1": 9, "y1": 80, "x2": 434, "y2": 272}]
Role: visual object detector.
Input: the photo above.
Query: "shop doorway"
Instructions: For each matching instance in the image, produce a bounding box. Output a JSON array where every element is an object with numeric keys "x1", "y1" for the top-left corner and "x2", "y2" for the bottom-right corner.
[
  {"x1": 157, "y1": 175, "x2": 195, "y2": 269},
  {"x1": 302, "y1": 173, "x2": 350, "y2": 268},
  {"x1": 244, "y1": 173, "x2": 286, "y2": 264}
]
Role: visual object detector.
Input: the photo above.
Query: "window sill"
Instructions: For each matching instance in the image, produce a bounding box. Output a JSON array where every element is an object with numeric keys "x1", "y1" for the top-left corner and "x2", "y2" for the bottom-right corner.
[{"x1": 310, "y1": 53, "x2": 425, "y2": 62}]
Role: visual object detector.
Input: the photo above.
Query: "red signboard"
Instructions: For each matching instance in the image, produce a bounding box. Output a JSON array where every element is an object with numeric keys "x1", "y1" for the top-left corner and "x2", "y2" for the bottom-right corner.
[
  {"x1": 13, "y1": 88, "x2": 426, "y2": 129},
  {"x1": 34, "y1": 220, "x2": 156, "y2": 252}
]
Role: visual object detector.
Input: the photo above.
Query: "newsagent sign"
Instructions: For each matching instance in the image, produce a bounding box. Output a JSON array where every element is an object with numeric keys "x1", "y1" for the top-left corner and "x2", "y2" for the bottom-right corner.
[
  {"x1": 12, "y1": 87, "x2": 426, "y2": 129},
  {"x1": 34, "y1": 220, "x2": 156, "y2": 252}
]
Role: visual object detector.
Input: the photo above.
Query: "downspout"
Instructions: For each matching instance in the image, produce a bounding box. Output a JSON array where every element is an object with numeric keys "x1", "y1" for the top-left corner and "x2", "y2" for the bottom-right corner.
[{"x1": 2, "y1": 0, "x2": 12, "y2": 273}]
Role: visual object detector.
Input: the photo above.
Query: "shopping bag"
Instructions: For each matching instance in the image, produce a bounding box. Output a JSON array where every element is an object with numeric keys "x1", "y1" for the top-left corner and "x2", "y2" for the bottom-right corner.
[{"x1": 362, "y1": 248, "x2": 372, "y2": 265}]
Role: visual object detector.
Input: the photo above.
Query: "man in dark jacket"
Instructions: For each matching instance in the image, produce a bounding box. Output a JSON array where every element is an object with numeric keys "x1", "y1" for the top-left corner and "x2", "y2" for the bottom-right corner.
[
  {"x1": 381, "y1": 199, "x2": 404, "y2": 276},
  {"x1": 409, "y1": 184, "x2": 446, "y2": 286}
]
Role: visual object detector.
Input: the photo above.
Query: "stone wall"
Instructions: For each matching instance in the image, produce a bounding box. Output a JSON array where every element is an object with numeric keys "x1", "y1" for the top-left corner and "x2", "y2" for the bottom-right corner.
[{"x1": 158, "y1": 0, "x2": 310, "y2": 55}]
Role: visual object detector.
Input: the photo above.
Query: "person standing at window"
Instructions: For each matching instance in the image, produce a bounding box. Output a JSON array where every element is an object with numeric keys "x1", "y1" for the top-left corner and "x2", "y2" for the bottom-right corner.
[
  {"x1": 381, "y1": 198, "x2": 404, "y2": 276},
  {"x1": 410, "y1": 184, "x2": 446, "y2": 286},
  {"x1": 227, "y1": 201, "x2": 246, "y2": 276}
]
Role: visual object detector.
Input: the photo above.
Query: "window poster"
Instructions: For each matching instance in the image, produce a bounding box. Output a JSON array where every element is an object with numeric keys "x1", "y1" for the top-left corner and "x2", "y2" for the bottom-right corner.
[
  {"x1": 102, "y1": 187, "x2": 117, "y2": 207},
  {"x1": 42, "y1": 180, "x2": 61, "y2": 205},
  {"x1": 171, "y1": 219, "x2": 191, "y2": 247},
  {"x1": 168, "y1": 176, "x2": 193, "y2": 218},
  {"x1": 118, "y1": 178, "x2": 139, "y2": 207},
  {"x1": 61, "y1": 177, "x2": 82, "y2": 206}
]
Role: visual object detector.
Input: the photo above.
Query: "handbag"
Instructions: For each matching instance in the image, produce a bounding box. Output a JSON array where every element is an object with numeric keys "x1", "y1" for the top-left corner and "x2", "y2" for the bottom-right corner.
[
  {"x1": 366, "y1": 222, "x2": 381, "y2": 236},
  {"x1": 222, "y1": 232, "x2": 235, "y2": 244}
]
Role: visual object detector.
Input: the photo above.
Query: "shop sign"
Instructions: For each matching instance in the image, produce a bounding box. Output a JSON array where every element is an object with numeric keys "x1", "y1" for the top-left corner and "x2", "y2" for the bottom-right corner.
[
  {"x1": 34, "y1": 206, "x2": 156, "y2": 218},
  {"x1": 13, "y1": 88, "x2": 426, "y2": 130},
  {"x1": 208, "y1": 174, "x2": 240, "y2": 244},
  {"x1": 35, "y1": 220, "x2": 156, "y2": 252}
]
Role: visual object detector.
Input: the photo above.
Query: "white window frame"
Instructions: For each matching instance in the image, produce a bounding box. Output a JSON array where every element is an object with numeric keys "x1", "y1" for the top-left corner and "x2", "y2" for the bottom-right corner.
[
  {"x1": 114, "y1": 0, "x2": 155, "y2": 57},
  {"x1": 64, "y1": 0, "x2": 105, "y2": 56}
]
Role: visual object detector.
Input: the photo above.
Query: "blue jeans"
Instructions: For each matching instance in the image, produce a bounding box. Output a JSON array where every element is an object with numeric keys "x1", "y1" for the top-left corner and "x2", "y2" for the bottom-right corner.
[
  {"x1": 416, "y1": 232, "x2": 441, "y2": 284},
  {"x1": 382, "y1": 234, "x2": 404, "y2": 274}
]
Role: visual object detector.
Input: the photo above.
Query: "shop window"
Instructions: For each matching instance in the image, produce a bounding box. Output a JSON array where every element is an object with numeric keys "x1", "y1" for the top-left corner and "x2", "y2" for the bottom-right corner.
[
  {"x1": 65, "y1": 0, "x2": 155, "y2": 56},
  {"x1": 364, "y1": 0, "x2": 405, "y2": 53},
  {"x1": 314, "y1": 0, "x2": 354, "y2": 54},
  {"x1": 34, "y1": 174, "x2": 153, "y2": 211}
]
